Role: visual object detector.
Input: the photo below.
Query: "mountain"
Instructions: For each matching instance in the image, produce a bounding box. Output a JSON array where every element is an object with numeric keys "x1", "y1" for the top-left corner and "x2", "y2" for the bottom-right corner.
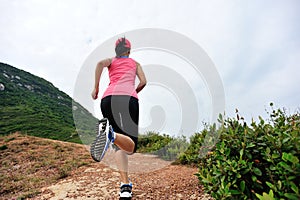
[{"x1": 0, "y1": 62, "x2": 96, "y2": 143}]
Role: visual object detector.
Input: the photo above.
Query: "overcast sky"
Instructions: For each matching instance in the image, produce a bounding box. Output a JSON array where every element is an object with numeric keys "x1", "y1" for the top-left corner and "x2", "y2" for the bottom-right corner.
[{"x1": 1, "y1": 0, "x2": 299, "y2": 136}]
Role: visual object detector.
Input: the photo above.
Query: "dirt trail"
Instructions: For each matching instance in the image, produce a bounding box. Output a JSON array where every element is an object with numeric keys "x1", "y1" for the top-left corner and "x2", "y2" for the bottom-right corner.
[{"x1": 34, "y1": 153, "x2": 212, "y2": 200}]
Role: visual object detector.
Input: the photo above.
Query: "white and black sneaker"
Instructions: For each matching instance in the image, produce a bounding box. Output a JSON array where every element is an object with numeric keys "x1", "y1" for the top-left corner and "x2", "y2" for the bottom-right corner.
[
  {"x1": 119, "y1": 182, "x2": 133, "y2": 199},
  {"x1": 90, "y1": 118, "x2": 115, "y2": 162}
]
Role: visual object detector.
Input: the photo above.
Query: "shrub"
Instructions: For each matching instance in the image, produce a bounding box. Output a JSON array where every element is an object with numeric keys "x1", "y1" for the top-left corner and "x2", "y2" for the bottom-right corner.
[
  {"x1": 183, "y1": 104, "x2": 300, "y2": 199},
  {"x1": 137, "y1": 132, "x2": 172, "y2": 153},
  {"x1": 137, "y1": 132, "x2": 189, "y2": 161},
  {"x1": 178, "y1": 125, "x2": 218, "y2": 165},
  {"x1": 154, "y1": 135, "x2": 189, "y2": 161}
]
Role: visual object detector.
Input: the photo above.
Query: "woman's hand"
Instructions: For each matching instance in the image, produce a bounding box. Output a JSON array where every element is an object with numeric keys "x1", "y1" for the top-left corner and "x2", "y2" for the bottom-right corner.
[{"x1": 91, "y1": 88, "x2": 99, "y2": 100}]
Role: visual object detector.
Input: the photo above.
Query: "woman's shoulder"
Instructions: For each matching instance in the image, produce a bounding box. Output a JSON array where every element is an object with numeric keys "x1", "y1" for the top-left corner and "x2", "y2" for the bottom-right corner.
[
  {"x1": 122, "y1": 57, "x2": 138, "y2": 65},
  {"x1": 97, "y1": 58, "x2": 113, "y2": 68}
]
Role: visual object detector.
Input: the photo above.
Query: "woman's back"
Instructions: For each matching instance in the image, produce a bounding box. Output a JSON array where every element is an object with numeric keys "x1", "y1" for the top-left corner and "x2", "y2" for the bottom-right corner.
[{"x1": 103, "y1": 57, "x2": 138, "y2": 99}]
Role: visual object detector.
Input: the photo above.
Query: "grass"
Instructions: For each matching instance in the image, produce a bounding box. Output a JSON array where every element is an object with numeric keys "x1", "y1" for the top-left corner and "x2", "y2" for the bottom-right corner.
[{"x1": 0, "y1": 132, "x2": 93, "y2": 199}]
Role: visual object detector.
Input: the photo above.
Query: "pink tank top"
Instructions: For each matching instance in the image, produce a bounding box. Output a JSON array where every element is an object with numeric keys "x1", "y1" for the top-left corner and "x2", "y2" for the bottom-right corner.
[{"x1": 102, "y1": 57, "x2": 138, "y2": 99}]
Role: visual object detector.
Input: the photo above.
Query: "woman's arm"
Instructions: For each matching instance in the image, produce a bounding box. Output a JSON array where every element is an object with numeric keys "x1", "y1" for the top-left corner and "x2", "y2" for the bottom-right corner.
[
  {"x1": 135, "y1": 62, "x2": 147, "y2": 93},
  {"x1": 91, "y1": 58, "x2": 112, "y2": 99}
]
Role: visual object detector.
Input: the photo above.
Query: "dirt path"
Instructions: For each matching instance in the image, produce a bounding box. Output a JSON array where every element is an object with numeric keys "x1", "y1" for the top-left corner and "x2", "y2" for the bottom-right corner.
[{"x1": 33, "y1": 153, "x2": 213, "y2": 200}]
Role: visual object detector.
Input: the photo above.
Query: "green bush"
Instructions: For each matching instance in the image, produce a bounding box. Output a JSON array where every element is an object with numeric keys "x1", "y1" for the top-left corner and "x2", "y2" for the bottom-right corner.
[
  {"x1": 181, "y1": 104, "x2": 300, "y2": 199},
  {"x1": 137, "y1": 132, "x2": 172, "y2": 153},
  {"x1": 178, "y1": 125, "x2": 218, "y2": 165},
  {"x1": 154, "y1": 135, "x2": 189, "y2": 161},
  {"x1": 137, "y1": 132, "x2": 189, "y2": 161}
]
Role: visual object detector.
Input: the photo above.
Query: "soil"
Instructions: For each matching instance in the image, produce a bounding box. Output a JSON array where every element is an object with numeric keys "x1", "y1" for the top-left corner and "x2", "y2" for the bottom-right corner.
[{"x1": 34, "y1": 153, "x2": 213, "y2": 200}]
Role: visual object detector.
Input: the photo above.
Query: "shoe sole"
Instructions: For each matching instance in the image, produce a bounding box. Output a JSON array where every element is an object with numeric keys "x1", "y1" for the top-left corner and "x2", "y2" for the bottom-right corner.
[
  {"x1": 90, "y1": 118, "x2": 110, "y2": 162},
  {"x1": 119, "y1": 185, "x2": 132, "y2": 199},
  {"x1": 119, "y1": 197, "x2": 132, "y2": 200},
  {"x1": 119, "y1": 192, "x2": 132, "y2": 198}
]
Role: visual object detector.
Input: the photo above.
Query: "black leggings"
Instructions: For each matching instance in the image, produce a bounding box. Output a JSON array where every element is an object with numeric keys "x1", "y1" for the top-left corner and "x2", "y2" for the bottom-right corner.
[{"x1": 101, "y1": 95, "x2": 139, "y2": 153}]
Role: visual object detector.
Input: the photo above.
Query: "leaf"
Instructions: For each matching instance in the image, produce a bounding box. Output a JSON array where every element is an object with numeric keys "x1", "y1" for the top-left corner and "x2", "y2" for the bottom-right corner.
[
  {"x1": 255, "y1": 193, "x2": 264, "y2": 200},
  {"x1": 282, "y1": 152, "x2": 299, "y2": 164},
  {"x1": 246, "y1": 143, "x2": 256, "y2": 148},
  {"x1": 284, "y1": 193, "x2": 299, "y2": 200},
  {"x1": 290, "y1": 181, "x2": 299, "y2": 194},
  {"x1": 218, "y1": 113, "x2": 223, "y2": 123},
  {"x1": 240, "y1": 180, "x2": 245, "y2": 192},
  {"x1": 266, "y1": 147, "x2": 271, "y2": 155},
  {"x1": 265, "y1": 181, "x2": 277, "y2": 192},
  {"x1": 225, "y1": 148, "x2": 231, "y2": 157},
  {"x1": 270, "y1": 165, "x2": 276, "y2": 171},
  {"x1": 239, "y1": 149, "x2": 244, "y2": 158},
  {"x1": 277, "y1": 180, "x2": 282, "y2": 190},
  {"x1": 288, "y1": 176, "x2": 296, "y2": 180},
  {"x1": 282, "y1": 137, "x2": 290, "y2": 144},
  {"x1": 269, "y1": 189, "x2": 274, "y2": 197},
  {"x1": 271, "y1": 153, "x2": 280, "y2": 159},
  {"x1": 229, "y1": 189, "x2": 241, "y2": 195},
  {"x1": 278, "y1": 161, "x2": 293, "y2": 172},
  {"x1": 252, "y1": 175, "x2": 257, "y2": 182},
  {"x1": 266, "y1": 181, "x2": 274, "y2": 188},
  {"x1": 255, "y1": 191, "x2": 275, "y2": 200},
  {"x1": 253, "y1": 167, "x2": 262, "y2": 176},
  {"x1": 241, "y1": 168, "x2": 251, "y2": 174}
]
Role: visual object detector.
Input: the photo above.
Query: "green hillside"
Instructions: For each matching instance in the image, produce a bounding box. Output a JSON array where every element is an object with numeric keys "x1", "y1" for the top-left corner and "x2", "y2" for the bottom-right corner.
[{"x1": 0, "y1": 62, "x2": 96, "y2": 143}]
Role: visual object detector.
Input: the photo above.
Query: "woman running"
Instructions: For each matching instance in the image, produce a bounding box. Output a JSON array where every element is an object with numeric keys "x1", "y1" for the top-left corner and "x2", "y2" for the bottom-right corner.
[{"x1": 91, "y1": 37, "x2": 146, "y2": 198}]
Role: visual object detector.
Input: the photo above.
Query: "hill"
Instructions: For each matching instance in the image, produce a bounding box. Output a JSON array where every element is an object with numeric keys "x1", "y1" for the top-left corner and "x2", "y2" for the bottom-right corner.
[{"x1": 0, "y1": 62, "x2": 96, "y2": 143}]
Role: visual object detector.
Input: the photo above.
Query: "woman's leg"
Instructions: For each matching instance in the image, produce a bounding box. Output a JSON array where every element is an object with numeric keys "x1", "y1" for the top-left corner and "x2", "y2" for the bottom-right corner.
[
  {"x1": 113, "y1": 132, "x2": 135, "y2": 183},
  {"x1": 114, "y1": 132, "x2": 135, "y2": 154},
  {"x1": 112, "y1": 96, "x2": 139, "y2": 185},
  {"x1": 101, "y1": 96, "x2": 138, "y2": 187},
  {"x1": 115, "y1": 149, "x2": 129, "y2": 183}
]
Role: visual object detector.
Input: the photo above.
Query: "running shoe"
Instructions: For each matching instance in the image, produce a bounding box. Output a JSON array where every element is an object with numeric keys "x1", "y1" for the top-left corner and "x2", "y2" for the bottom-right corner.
[
  {"x1": 90, "y1": 118, "x2": 115, "y2": 162},
  {"x1": 119, "y1": 182, "x2": 133, "y2": 199}
]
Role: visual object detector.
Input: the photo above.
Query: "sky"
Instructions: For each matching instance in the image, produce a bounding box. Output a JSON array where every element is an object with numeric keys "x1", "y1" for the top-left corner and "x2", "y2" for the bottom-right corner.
[{"x1": 1, "y1": 0, "x2": 300, "y2": 136}]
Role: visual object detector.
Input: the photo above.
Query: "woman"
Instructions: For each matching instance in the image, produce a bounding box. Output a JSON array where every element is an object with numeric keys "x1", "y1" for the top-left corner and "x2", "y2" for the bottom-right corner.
[{"x1": 91, "y1": 37, "x2": 146, "y2": 198}]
